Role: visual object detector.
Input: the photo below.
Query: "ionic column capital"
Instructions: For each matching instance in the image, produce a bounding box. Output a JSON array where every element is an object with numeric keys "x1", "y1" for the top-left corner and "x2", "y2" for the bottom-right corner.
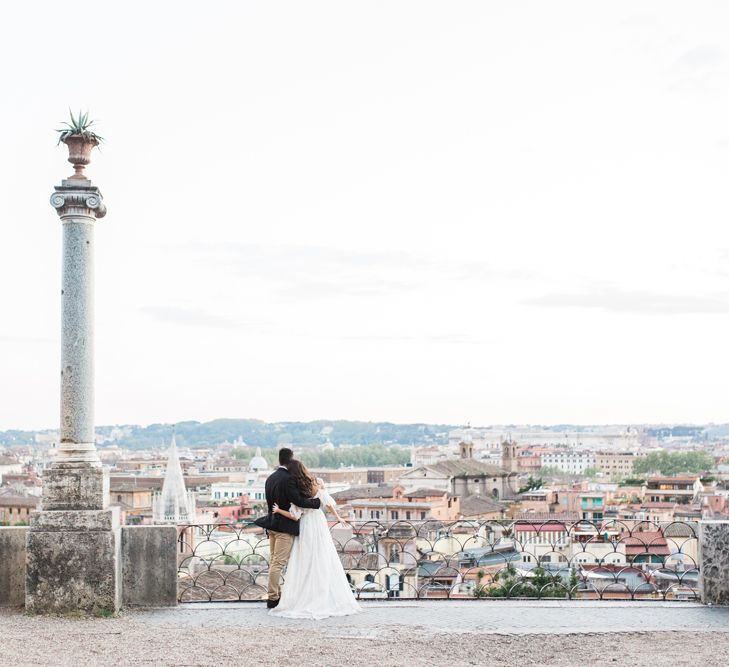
[{"x1": 50, "y1": 182, "x2": 107, "y2": 221}]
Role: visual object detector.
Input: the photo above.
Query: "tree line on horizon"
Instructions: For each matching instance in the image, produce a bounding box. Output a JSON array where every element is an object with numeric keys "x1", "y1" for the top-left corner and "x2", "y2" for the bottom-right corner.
[
  {"x1": 231, "y1": 443, "x2": 411, "y2": 468},
  {"x1": 106, "y1": 418, "x2": 453, "y2": 450}
]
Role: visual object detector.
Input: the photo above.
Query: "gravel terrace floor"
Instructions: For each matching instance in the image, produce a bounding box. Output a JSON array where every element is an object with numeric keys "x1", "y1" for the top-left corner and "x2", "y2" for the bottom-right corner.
[{"x1": 2, "y1": 601, "x2": 729, "y2": 667}]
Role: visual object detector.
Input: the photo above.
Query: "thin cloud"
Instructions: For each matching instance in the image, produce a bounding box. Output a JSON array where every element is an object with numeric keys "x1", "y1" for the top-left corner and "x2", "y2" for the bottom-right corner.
[
  {"x1": 0, "y1": 334, "x2": 54, "y2": 344},
  {"x1": 338, "y1": 332, "x2": 486, "y2": 345},
  {"x1": 618, "y1": 13, "x2": 662, "y2": 31},
  {"x1": 152, "y1": 241, "x2": 536, "y2": 302},
  {"x1": 669, "y1": 44, "x2": 726, "y2": 92},
  {"x1": 673, "y1": 45, "x2": 725, "y2": 73},
  {"x1": 273, "y1": 278, "x2": 417, "y2": 302},
  {"x1": 458, "y1": 262, "x2": 537, "y2": 282},
  {"x1": 139, "y1": 306, "x2": 241, "y2": 328},
  {"x1": 524, "y1": 285, "x2": 729, "y2": 315},
  {"x1": 169, "y1": 241, "x2": 435, "y2": 273}
]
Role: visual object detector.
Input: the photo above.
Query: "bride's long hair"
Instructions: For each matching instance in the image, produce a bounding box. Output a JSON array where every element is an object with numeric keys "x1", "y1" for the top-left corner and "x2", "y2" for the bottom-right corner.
[{"x1": 288, "y1": 459, "x2": 317, "y2": 498}]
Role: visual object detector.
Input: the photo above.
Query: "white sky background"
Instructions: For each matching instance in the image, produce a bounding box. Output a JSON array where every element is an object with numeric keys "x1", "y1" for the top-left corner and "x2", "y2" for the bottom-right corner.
[{"x1": 2, "y1": 1, "x2": 729, "y2": 430}]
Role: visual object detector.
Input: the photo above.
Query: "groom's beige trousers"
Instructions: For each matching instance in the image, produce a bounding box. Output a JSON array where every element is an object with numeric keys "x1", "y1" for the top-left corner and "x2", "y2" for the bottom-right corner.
[{"x1": 268, "y1": 530, "x2": 295, "y2": 601}]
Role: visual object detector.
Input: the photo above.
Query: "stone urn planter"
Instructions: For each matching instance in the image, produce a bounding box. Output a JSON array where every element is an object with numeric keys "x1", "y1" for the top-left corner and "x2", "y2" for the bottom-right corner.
[
  {"x1": 56, "y1": 111, "x2": 103, "y2": 180},
  {"x1": 63, "y1": 134, "x2": 100, "y2": 180}
]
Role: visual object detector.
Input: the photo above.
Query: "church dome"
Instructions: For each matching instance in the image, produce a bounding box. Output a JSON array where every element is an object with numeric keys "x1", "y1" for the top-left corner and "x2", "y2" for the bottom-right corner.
[{"x1": 249, "y1": 447, "x2": 269, "y2": 472}]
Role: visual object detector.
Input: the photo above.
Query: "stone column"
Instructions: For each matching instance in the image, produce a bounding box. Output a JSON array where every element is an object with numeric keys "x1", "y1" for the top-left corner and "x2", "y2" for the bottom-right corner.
[
  {"x1": 43, "y1": 182, "x2": 108, "y2": 507},
  {"x1": 25, "y1": 158, "x2": 121, "y2": 614}
]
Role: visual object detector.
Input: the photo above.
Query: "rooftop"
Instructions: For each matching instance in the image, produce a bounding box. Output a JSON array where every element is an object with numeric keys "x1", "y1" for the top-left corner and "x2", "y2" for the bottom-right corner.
[
  {"x1": 0, "y1": 494, "x2": 39, "y2": 508},
  {"x1": 459, "y1": 494, "x2": 506, "y2": 516},
  {"x1": 513, "y1": 511, "x2": 581, "y2": 522},
  {"x1": 110, "y1": 482, "x2": 155, "y2": 493},
  {"x1": 402, "y1": 488, "x2": 451, "y2": 498},
  {"x1": 349, "y1": 499, "x2": 432, "y2": 509},
  {"x1": 419, "y1": 460, "x2": 509, "y2": 477},
  {"x1": 331, "y1": 484, "x2": 397, "y2": 501},
  {"x1": 109, "y1": 474, "x2": 230, "y2": 489}
]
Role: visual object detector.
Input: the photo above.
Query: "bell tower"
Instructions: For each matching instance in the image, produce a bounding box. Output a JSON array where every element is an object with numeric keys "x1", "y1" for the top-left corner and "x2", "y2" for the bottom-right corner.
[
  {"x1": 501, "y1": 438, "x2": 518, "y2": 472},
  {"x1": 459, "y1": 439, "x2": 474, "y2": 459}
]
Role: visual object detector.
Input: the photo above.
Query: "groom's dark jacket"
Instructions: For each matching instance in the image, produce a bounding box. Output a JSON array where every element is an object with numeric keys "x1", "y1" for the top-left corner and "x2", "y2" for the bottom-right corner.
[{"x1": 265, "y1": 466, "x2": 321, "y2": 536}]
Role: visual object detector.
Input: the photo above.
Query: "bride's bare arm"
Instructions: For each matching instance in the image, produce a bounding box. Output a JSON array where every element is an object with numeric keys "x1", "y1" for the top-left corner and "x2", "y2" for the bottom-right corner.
[
  {"x1": 315, "y1": 481, "x2": 347, "y2": 525},
  {"x1": 327, "y1": 504, "x2": 346, "y2": 525},
  {"x1": 272, "y1": 502, "x2": 300, "y2": 522}
]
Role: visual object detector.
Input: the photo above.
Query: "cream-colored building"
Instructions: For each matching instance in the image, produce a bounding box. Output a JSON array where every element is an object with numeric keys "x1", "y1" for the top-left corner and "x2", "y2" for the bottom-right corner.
[{"x1": 595, "y1": 452, "x2": 637, "y2": 481}]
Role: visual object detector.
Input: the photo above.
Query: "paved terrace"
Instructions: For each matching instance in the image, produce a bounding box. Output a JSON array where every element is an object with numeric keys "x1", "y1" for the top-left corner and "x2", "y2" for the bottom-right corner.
[{"x1": 3, "y1": 601, "x2": 729, "y2": 666}]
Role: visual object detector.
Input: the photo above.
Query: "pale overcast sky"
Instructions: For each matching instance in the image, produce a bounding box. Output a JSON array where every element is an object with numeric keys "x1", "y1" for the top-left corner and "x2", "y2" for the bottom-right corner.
[{"x1": 2, "y1": 1, "x2": 729, "y2": 430}]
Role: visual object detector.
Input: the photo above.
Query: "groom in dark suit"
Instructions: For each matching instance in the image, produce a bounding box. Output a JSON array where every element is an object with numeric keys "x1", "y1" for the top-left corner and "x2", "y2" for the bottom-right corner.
[{"x1": 265, "y1": 447, "x2": 321, "y2": 608}]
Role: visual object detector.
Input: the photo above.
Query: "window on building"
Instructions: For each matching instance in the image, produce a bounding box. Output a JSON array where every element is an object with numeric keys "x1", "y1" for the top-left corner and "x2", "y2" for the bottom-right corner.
[
  {"x1": 420, "y1": 512, "x2": 426, "y2": 520},
  {"x1": 117, "y1": 495, "x2": 122, "y2": 503},
  {"x1": 391, "y1": 511, "x2": 399, "y2": 520}
]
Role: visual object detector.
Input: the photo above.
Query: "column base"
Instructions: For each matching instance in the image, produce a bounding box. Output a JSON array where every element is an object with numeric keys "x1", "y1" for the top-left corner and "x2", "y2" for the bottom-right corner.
[
  {"x1": 25, "y1": 508, "x2": 121, "y2": 615},
  {"x1": 700, "y1": 520, "x2": 729, "y2": 605},
  {"x1": 41, "y1": 463, "x2": 108, "y2": 511}
]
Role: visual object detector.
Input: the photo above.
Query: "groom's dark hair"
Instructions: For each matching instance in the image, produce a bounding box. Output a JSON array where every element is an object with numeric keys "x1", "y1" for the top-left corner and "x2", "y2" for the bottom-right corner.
[{"x1": 278, "y1": 447, "x2": 294, "y2": 466}]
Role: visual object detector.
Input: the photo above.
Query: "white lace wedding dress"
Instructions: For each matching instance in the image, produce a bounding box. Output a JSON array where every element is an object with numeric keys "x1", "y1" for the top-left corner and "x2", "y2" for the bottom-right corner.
[{"x1": 269, "y1": 490, "x2": 361, "y2": 620}]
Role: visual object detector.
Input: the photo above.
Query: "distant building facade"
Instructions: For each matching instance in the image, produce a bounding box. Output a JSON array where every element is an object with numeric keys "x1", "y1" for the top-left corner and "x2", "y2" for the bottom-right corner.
[
  {"x1": 540, "y1": 451, "x2": 596, "y2": 475},
  {"x1": 399, "y1": 441, "x2": 520, "y2": 500},
  {"x1": 0, "y1": 492, "x2": 38, "y2": 525},
  {"x1": 645, "y1": 475, "x2": 703, "y2": 505},
  {"x1": 595, "y1": 452, "x2": 637, "y2": 480}
]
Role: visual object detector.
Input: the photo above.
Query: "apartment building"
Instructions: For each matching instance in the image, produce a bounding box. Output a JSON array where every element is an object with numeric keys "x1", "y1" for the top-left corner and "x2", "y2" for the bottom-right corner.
[
  {"x1": 540, "y1": 451, "x2": 596, "y2": 475},
  {"x1": 645, "y1": 475, "x2": 703, "y2": 505},
  {"x1": 595, "y1": 452, "x2": 637, "y2": 481}
]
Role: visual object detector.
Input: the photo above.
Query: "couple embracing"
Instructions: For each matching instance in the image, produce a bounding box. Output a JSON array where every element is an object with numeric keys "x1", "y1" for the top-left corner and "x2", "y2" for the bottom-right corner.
[{"x1": 264, "y1": 447, "x2": 361, "y2": 619}]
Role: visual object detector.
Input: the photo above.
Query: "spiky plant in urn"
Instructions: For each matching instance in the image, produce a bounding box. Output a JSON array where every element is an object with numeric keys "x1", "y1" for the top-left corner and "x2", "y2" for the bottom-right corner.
[{"x1": 56, "y1": 110, "x2": 103, "y2": 180}]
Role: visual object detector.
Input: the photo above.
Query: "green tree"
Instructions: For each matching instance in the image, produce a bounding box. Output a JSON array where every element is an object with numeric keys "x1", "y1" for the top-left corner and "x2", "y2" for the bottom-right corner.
[
  {"x1": 231, "y1": 444, "x2": 410, "y2": 468},
  {"x1": 486, "y1": 563, "x2": 567, "y2": 599},
  {"x1": 517, "y1": 476, "x2": 544, "y2": 494},
  {"x1": 472, "y1": 584, "x2": 488, "y2": 598},
  {"x1": 619, "y1": 477, "x2": 646, "y2": 487},
  {"x1": 633, "y1": 451, "x2": 714, "y2": 476},
  {"x1": 569, "y1": 567, "x2": 579, "y2": 597}
]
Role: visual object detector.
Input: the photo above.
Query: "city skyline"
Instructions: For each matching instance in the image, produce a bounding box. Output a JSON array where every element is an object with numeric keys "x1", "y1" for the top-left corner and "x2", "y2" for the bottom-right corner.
[{"x1": 4, "y1": 2, "x2": 729, "y2": 429}]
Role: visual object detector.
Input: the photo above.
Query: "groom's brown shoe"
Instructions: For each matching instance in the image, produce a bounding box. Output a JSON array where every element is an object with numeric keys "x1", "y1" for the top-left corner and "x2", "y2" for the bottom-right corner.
[{"x1": 267, "y1": 598, "x2": 279, "y2": 609}]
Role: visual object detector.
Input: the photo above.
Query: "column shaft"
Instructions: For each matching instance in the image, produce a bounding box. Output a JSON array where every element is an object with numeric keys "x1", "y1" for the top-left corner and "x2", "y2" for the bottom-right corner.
[{"x1": 59, "y1": 218, "x2": 96, "y2": 462}]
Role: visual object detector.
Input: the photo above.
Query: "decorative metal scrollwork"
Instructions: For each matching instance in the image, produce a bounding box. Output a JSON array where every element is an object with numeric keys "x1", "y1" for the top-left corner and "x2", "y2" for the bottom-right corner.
[{"x1": 176, "y1": 518, "x2": 700, "y2": 603}]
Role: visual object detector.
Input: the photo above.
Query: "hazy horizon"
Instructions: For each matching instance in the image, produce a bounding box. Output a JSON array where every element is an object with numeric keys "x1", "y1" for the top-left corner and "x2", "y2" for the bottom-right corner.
[
  {"x1": 1, "y1": 416, "x2": 717, "y2": 434},
  {"x1": 3, "y1": 2, "x2": 729, "y2": 430}
]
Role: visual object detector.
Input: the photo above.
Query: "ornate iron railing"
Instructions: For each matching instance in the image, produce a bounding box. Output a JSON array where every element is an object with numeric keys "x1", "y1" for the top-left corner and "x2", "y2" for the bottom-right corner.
[{"x1": 176, "y1": 519, "x2": 699, "y2": 602}]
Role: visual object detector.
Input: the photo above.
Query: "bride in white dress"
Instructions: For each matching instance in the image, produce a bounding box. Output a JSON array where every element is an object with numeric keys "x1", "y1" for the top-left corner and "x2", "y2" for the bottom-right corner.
[{"x1": 268, "y1": 461, "x2": 361, "y2": 620}]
